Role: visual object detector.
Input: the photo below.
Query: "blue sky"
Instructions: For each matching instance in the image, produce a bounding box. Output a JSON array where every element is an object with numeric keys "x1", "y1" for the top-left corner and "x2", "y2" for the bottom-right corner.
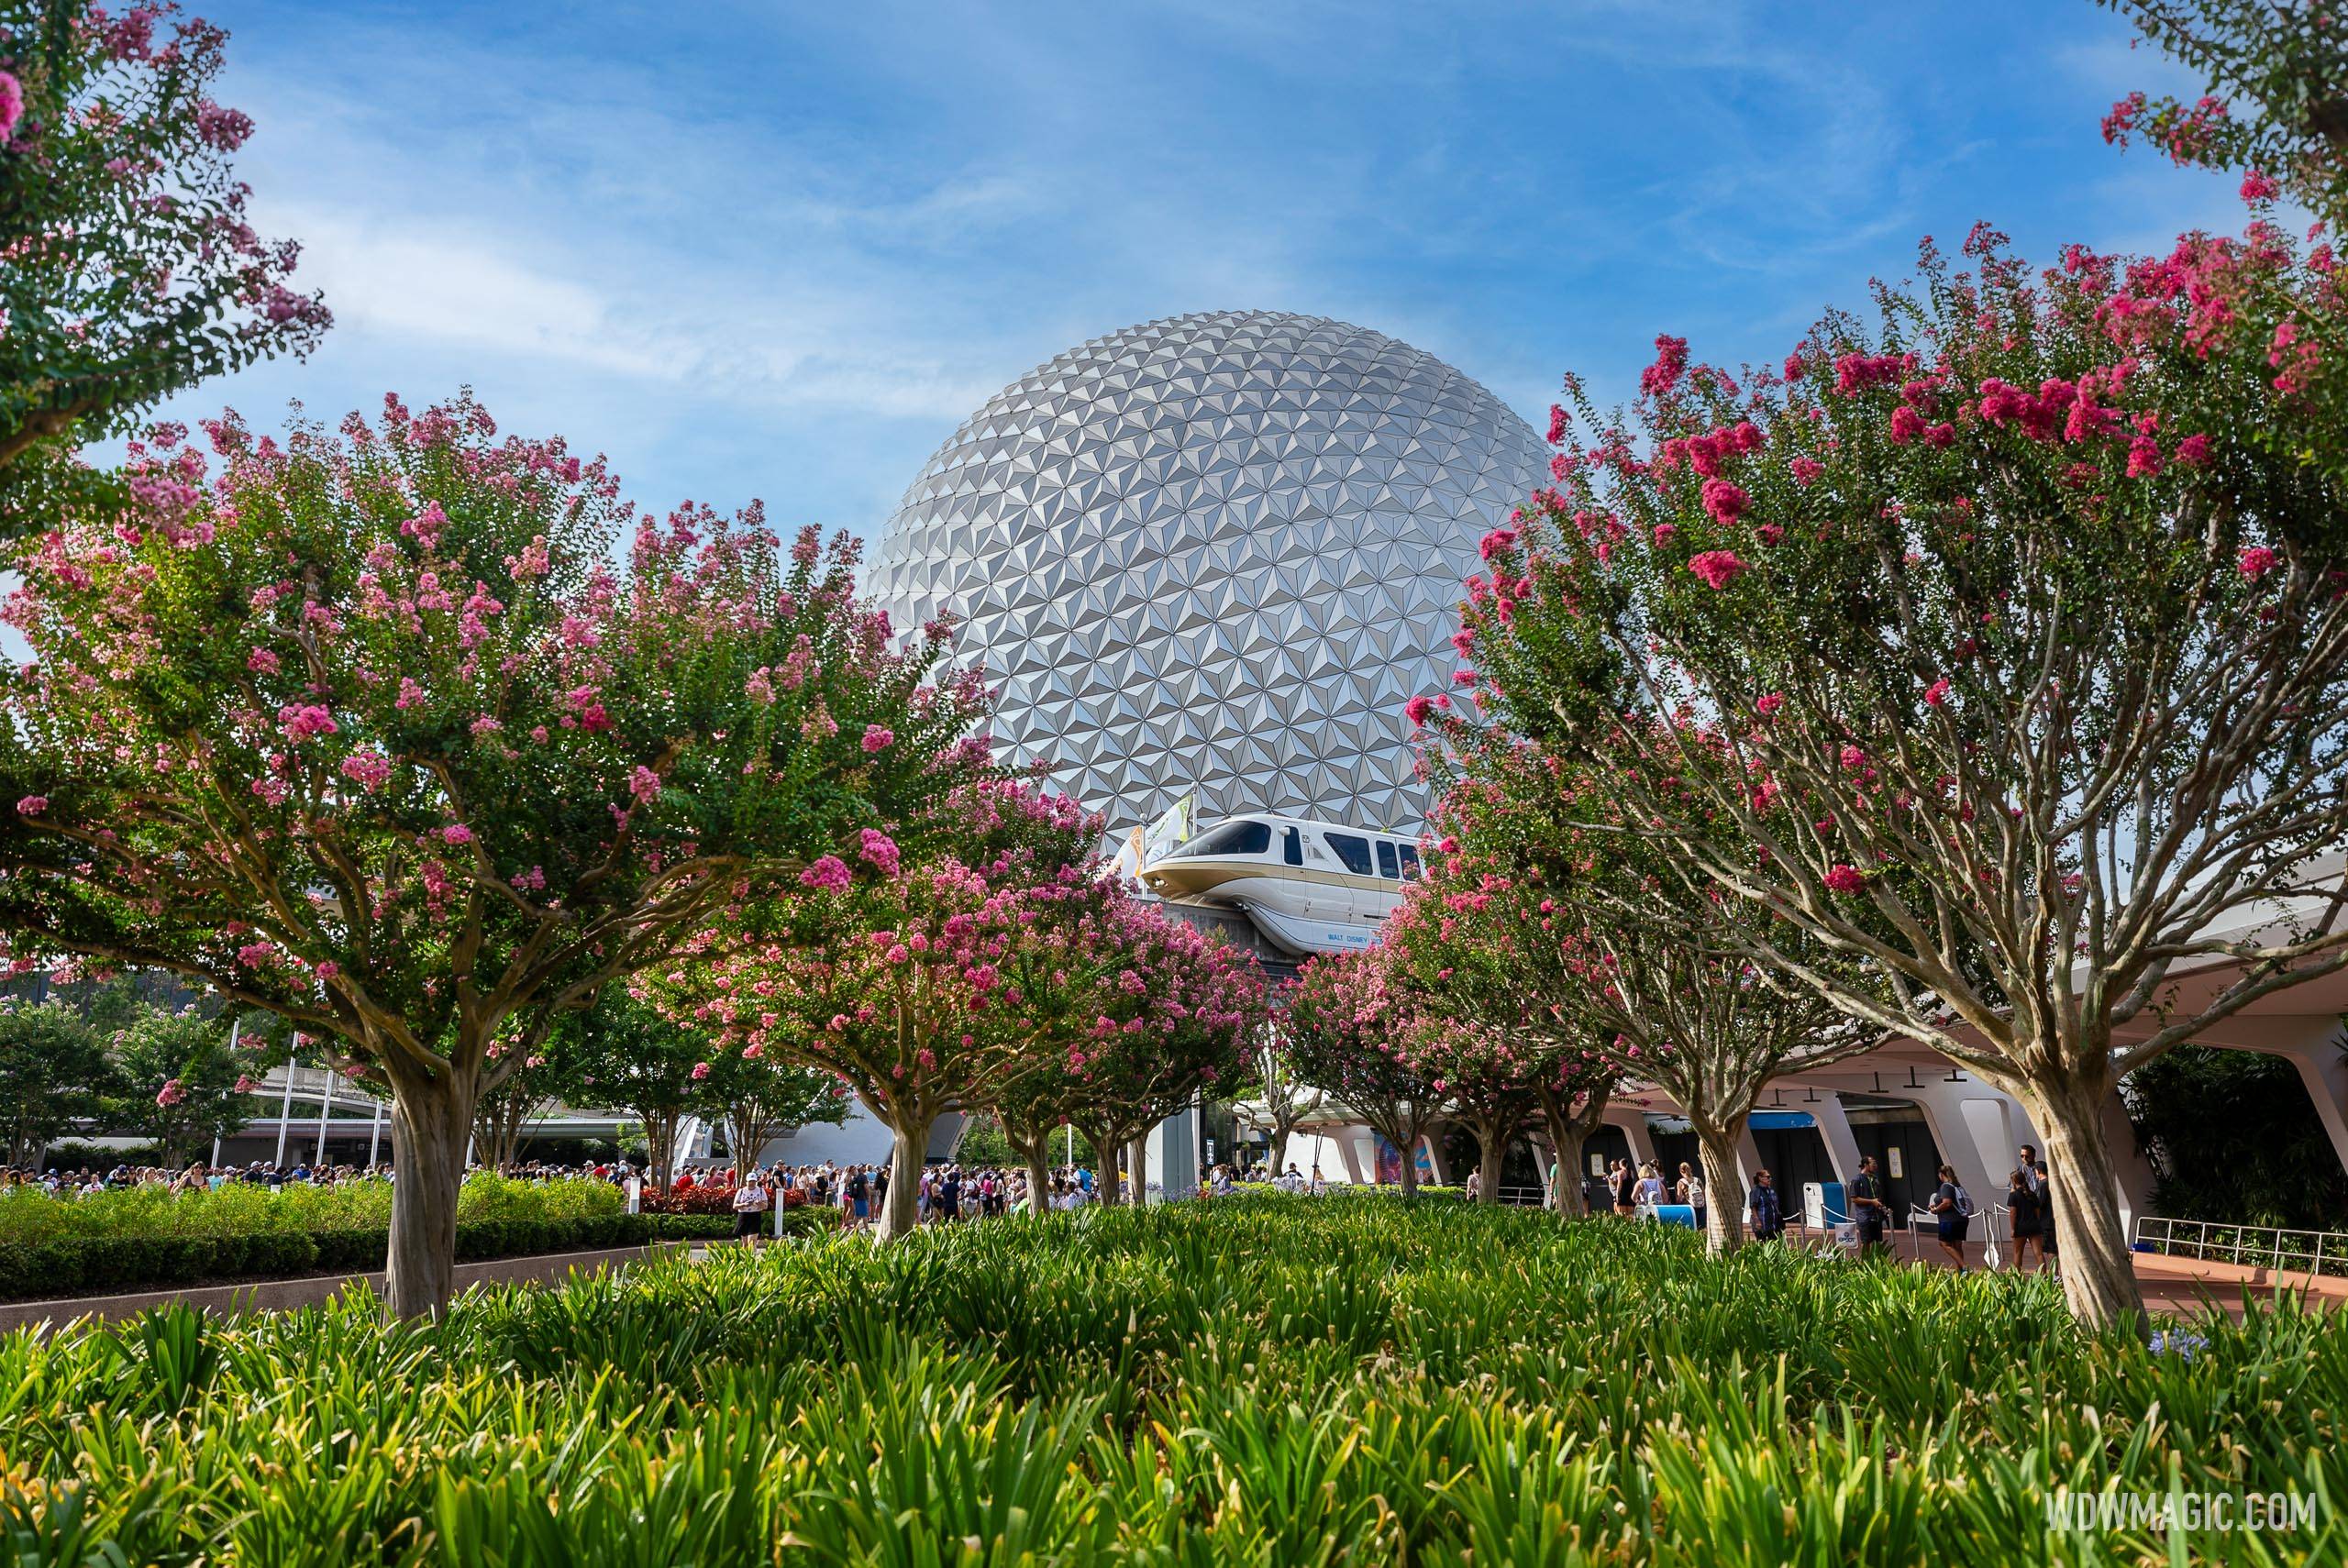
[{"x1": 156, "y1": 0, "x2": 2232, "y2": 542}]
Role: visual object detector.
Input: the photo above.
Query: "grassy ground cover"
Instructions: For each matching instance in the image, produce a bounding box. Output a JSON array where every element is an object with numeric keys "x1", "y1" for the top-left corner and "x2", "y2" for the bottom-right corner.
[{"x1": 0, "y1": 1193, "x2": 2340, "y2": 1564}]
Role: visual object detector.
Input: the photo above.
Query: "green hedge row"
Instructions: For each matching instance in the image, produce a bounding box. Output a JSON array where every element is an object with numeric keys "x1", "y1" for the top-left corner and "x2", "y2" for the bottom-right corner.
[{"x1": 0, "y1": 1211, "x2": 741, "y2": 1302}]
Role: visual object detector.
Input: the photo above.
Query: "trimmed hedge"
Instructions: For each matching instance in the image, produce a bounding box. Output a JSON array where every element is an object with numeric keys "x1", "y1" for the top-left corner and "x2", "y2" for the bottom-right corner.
[{"x1": 0, "y1": 1210, "x2": 737, "y2": 1302}]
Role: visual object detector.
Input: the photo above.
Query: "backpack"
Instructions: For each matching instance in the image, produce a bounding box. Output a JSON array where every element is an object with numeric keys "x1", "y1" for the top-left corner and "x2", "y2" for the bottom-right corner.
[{"x1": 1953, "y1": 1185, "x2": 1976, "y2": 1219}]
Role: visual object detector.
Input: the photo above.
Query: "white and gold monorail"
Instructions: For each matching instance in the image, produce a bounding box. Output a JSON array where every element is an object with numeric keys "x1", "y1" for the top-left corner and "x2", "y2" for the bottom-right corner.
[{"x1": 1139, "y1": 814, "x2": 1419, "y2": 956}]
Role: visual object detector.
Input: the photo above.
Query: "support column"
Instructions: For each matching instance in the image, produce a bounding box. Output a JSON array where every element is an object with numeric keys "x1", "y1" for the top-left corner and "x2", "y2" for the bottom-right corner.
[
  {"x1": 1730, "y1": 1122, "x2": 1767, "y2": 1188},
  {"x1": 1335, "y1": 1128, "x2": 1367, "y2": 1184},
  {"x1": 1603, "y1": 1108, "x2": 1658, "y2": 1168},
  {"x1": 1422, "y1": 1133, "x2": 1451, "y2": 1187},
  {"x1": 1802, "y1": 1092, "x2": 1866, "y2": 1183},
  {"x1": 1890, "y1": 1076, "x2": 2036, "y2": 1218},
  {"x1": 2282, "y1": 1038, "x2": 2348, "y2": 1185},
  {"x1": 2097, "y1": 1085, "x2": 2159, "y2": 1237}
]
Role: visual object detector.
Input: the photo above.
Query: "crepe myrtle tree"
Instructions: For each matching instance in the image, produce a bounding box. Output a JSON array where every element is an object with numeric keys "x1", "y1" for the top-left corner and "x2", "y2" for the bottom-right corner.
[
  {"x1": 696, "y1": 1040, "x2": 850, "y2": 1183},
  {"x1": 1378, "y1": 857, "x2": 1619, "y2": 1216},
  {"x1": 647, "y1": 782, "x2": 1100, "y2": 1242},
  {"x1": 1030, "y1": 890, "x2": 1264, "y2": 1209},
  {"x1": 0, "y1": 395, "x2": 997, "y2": 1317},
  {"x1": 1279, "y1": 951, "x2": 1447, "y2": 1196},
  {"x1": 1447, "y1": 215, "x2": 2348, "y2": 1318},
  {"x1": 1234, "y1": 1020, "x2": 1323, "y2": 1182},
  {"x1": 0, "y1": 1, "x2": 328, "y2": 521},
  {"x1": 2098, "y1": 0, "x2": 2348, "y2": 226},
  {"x1": 105, "y1": 998, "x2": 249, "y2": 1166}
]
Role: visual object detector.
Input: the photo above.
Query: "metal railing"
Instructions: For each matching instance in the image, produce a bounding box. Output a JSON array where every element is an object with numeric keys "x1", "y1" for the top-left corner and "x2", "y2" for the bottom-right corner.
[{"x1": 2132, "y1": 1214, "x2": 2348, "y2": 1278}]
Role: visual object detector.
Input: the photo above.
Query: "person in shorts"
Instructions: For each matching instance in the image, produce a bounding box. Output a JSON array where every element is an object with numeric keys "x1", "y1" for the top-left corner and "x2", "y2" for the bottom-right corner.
[
  {"x1": 1928, "y1": 1163, "x2": 1970, "y2": 1271},
  {"x1": 731, "y1": 1172, "x2": 772, "y2": 1247},
  {"x1": 1848, "y1": 1155, "x2": 1891, "y2": 1257},
  {"x1": 2006, "y1": 1167, "x2": 2045, "y2": 1272}
]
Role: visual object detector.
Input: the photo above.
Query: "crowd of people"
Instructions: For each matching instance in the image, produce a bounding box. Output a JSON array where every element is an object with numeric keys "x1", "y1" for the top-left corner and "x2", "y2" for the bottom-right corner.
[{"x1": 1593, "y1": 1143, "x2": 2064, "y2": 1274}]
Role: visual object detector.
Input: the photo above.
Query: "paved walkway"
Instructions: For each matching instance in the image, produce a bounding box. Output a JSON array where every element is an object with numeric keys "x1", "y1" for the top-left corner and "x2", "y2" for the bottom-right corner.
[{"x1": 1855, "y1": 1229, "x2": 2348, "y2": 1320}]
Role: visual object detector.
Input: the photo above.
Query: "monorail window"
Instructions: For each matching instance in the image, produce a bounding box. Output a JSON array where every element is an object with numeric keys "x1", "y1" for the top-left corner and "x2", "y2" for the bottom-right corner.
[
  {"x1": 1181, "y1": 820, "x2": 1271, "y2": 857},
  {"x1": 1283, "y1": 826, "x2": 1303, "y2": 866},
  {"x1": 1377, "y1": 840, "x2": 1400, "y2": 878},
  {"x1": 1325, "y1": 833, "x2": 1375, "y2": 876},
  {"x1": 1399, "y1": 844, "x2": 1422, "y2": 879}
]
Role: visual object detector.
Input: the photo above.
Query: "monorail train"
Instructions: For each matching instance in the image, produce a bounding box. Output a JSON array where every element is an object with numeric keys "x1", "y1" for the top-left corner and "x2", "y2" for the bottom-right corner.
[{"x1": 1138, "y1": 814, "x2": 1419, "y2": 956}]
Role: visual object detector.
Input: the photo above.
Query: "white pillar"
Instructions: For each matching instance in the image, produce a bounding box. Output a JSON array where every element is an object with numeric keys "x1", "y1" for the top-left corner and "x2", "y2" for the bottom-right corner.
[
  {"x1": 1804, "y1": 1091, "x2": 1866, "y2": 1183},
  {"x1": 2280, "y1": 1036, "x2": 2348, "y2": 1184},
  {"x1": 272, "y1": 1053, "x2": 296, "y2": 1166},
  {"x1": 1891, "y1": 1075, "x2": 2022, "y2": 1217},
  {"x1": 1421, "y1": 1132, "x2": 1451, "y2": 1186},
  {"x1": 1603, "y1": 1108, "x2": 1658, "y2": 1167},
  {"x1": 367, "y1": 1097, "x2": 383, "y2": 1167},
  {"x1": 313, "y1": 1066, "x2": 336, "y2": 1165},
  {"x1": 1335, "y1": 1129, "x2": 1367, "y2": 1184}
]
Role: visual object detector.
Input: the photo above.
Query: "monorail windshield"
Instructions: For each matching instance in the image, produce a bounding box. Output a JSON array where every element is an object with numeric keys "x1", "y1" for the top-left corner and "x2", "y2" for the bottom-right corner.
[{"x1": 1174, "y1": 820, "x2": 1271, "y2": 857}]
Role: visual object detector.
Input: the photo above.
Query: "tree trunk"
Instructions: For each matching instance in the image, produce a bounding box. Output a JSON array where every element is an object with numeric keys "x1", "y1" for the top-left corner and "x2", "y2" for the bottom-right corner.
[
  {"x1": 1127, "y1": 1132, "x2": 1149, "y2": 1207},
  {"x1": 1268, "y1": 1120, "x2": 1290, "y2": 1180},
  {"x1": 1691, "y1": 1116, "x2": 1748, "y2": 1257},
  {"x1": 1087, "y1": 1126, "x2": 1121, "y2": 1208},
  {"x1": 383, "y1": 1071, "x2": 475, "y2": 1320},
  {"x1": 875, "y1": 1113, "x2": 931, "y2": 1242},
  {"x1": 1472, "y1": 1116, "x2": 1505, "y2": 1204},
  {"x1": 1024, "y1": 1147, "x2": 1050, "y2": 1214},
  {"x1": 2022, "y1": 1072, "x2": 2148, "y2": 1331},
  {"x1": 1543, "y1": 1110, "x2": 1589, "y2": 1218},
  {"x1": 642, "y1": 1109, "x2": 680, "y2": 1195},
  {"x1": 1392, "y1": 1121, "x2": 1420, "y2": 1197}
]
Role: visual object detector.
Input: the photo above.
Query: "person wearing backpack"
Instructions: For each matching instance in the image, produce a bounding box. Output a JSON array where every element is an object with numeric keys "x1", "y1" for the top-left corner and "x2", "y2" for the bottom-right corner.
[{"x1": 1930, "y1": 1163, "x2": 1972, "y2": 1271}]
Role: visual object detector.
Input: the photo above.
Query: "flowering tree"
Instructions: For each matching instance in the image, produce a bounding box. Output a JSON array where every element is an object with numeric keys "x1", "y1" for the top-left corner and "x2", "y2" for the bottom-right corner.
[
  {"x1": 648, "y1": 784, "x2": 1099, "y2": 1241},
  {"x1": 2099, "y1": 0, "x2": 2347, "y2": 224},
  {"x1": 1450, "y1": 214, "x2": 2348, "y2": 1316},
  {"x1": 1020, "y1": 892, "x2": 1264, "y2": 1208},
  {"x1": 0, "y1": 997, "x2": 105, "y2": 1162},
  {"x1": 549, "y1": 990, "x2": 713, "y2": 1193},
  {"x1": 696, "y1": 1044, "x2": 850, "y2": 1183},
  {"x1": 1279, "y1": 951, "x2": 1446, "y2": 1196},
  {"x1": 0, "y1": 395, "x2": 996, "y2": 1315},
  {"x1": 0, "y1": 1, "x2": 328, "y2": 518},
  {"x1": 1233, "y1": 1021, "x2": 1323, "y2": 1180},
  {"x1": 1378, "y1": 855, "x2": 1619, "y2": 1215},
  {"x1": 106, "y1": 1001, "x2": 249, "y2": 1166}
]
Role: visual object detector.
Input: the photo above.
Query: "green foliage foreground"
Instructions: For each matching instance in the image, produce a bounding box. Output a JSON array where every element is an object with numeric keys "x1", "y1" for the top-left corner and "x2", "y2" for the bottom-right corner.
[{"x1": 2, "y1": 1194, "x2": 2342, "y2": 1565}]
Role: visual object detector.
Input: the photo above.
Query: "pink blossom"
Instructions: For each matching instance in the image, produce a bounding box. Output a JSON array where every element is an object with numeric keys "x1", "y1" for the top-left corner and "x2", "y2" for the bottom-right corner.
[
  {"x1": 1823, "y1": 865, "x2": 1866, "y2": 894},
  {"x1": 2238, "y1": 546, "x2": 2279, "y2": 580},
  {"x1": 691, "y1": 1061, "x2": 712, "y2": 1081},
  {"x1": 0, "y1": 71, "x2": 20, "y2": 143},
  {"x1": 1790, "y1": 457, "x2": 1823, "y2": 487},
  {"x1": 1687, "y1": 550, "x2": 1749, "y2": 591},
  {"x1": 247, "y1": 646, "x2": 281, "y2": 675},
  {"x1": 860, "y1": 725, "x2": 895, "y2": 754},
  {"x1": 1639, "y1": 335, "x2": 1689, "y2": 398},
  {"x1": 2174, "y1": 434, "x2": 2213, "y2": 469},
  {"x1": 1889, "y1": 406, "x2": 1926, "y2": 444},
  {"x1": 440, "y1": 824, "x2": 473, "y2": 845},
  {"x1": 1755, "y1": 693, "x2": 1783, "y2": 717},
  {"x1": 799, "y1": 855, "x2": 853, "y2": 891},
  {"x1": 277, "y1": 703, "x2": 338, "y2": 743},
  {"x1": 2241, "y1": 169, "x2": 2280, "y2": 202},
  {"x1": 155, "y1": 1078, "x2": 186, "y2": 1108},
  {"x1": 1700, "y1": 479, "x2": 1750, "y2": 525},
  {"x1": 2125, "y1": 436, "x2": 2163, "y2": 478},
  {"x1": 1839, "y1": 744, "x2": 1867, "y2": 771},
  {"x1": 858, "y1": 828, "x2": 902, "y2": 877},
  {"x1": 1922, "y1": 679, "x2": 1952, "y2": 707},
  {"x1": 339, "y1": 750, "x2": 393, "y2": 794},
  {"x1": 1404, "y1": 694, "x2": 1435, "y2": 725},
  {"x1": 14, "y1": 796, "x2": 46, "y2": 816},
  {"x1": 628, "y1": 765, "x2": 662, "y2": 805}
]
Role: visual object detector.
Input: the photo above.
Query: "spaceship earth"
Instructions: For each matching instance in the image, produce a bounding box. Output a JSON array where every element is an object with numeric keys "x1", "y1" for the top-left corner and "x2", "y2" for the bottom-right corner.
[{"x1": 866, "y1": 309, "x2": 1549, "y2": 834}]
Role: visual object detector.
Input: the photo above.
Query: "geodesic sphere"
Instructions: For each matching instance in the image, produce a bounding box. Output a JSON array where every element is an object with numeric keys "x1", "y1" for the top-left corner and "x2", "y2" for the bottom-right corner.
[{"x1": 866, "y1": 309, "x2": 1547, "y2": 832}]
